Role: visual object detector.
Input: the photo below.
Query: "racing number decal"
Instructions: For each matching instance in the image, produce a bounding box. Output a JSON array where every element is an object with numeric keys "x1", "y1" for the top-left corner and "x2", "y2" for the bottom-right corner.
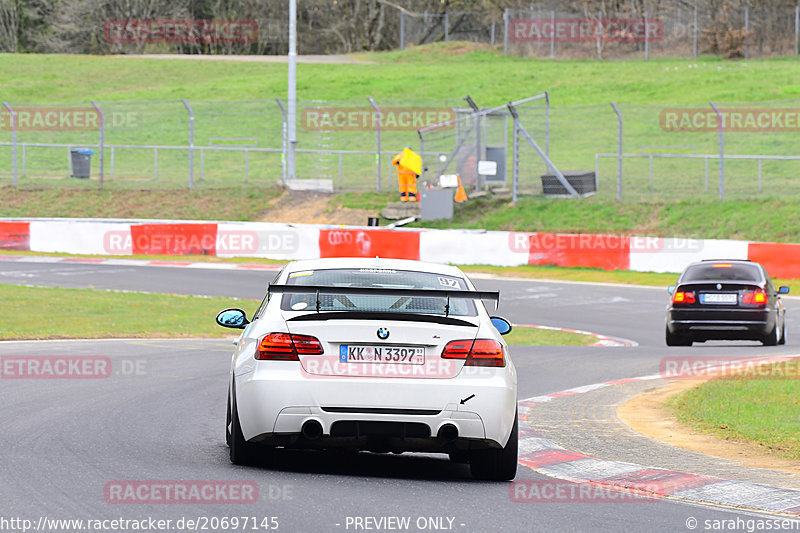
[{"x1": 438, "y1": 276, "x2": 460, "y2": 288}]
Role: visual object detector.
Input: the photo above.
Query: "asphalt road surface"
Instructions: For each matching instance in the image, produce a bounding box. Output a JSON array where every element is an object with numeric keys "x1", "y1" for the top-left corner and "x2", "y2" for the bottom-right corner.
[{"x1": 1, "y1": 259, "x2": 798, "y2": 533}]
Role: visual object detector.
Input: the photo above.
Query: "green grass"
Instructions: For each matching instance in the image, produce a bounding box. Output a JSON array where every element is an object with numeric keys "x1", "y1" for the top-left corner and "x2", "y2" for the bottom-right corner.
[
  {"x1": 667, "y1": 364, "x2": 800, "y2": 460},
  {"x1": 2, "y1": 46, "x2": 799, "y2": 106},
  {"x1": 2, "y1": 47, "x2": 800, "y2": 192},
  {"x1": 0, "y1": 283, "x2": 592, "y2": 345},
  {"x1": 0, "y1": 185, "x2": 281, "y2": 220},
  {"x1": 505, "y1": 325, "x2": 596, "y2": 346},
  {"x1": 416, "y1": 195, "x2": 800, "y2": 242},
  {"x1": 0, "y1": 283, "x2": 258, "y2": 339}
]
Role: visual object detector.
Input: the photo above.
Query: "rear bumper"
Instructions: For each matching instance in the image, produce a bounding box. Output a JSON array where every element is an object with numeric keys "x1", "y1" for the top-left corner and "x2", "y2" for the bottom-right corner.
[
  {"x1": 235, "y1": 361, "x2": 517, "y2": 451},
  {"x1": 667, "y1": 307, "x2": 774, "y2": 339}
]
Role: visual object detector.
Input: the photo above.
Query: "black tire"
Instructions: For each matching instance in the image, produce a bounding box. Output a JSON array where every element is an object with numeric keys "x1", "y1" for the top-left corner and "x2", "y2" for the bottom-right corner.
[
  {"x1": 666, "y1": 328, "x2": 692, "y2": 347},
  {"x1": 229, "y1": 385, "x2": 261, "y2": 465},
  {"x1": 762, "y1": 322, "x2": 780, "y2": 346},
  {"x1": 469, "y1": 412, "x2": 518, "y2": 481},
  {"x1": 779, "y1": 322, "x2": 786, "y2": 345}
]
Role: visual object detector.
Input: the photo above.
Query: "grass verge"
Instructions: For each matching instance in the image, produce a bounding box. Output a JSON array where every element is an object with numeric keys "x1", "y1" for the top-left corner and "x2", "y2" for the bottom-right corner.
[
  {"x1": 505, "y1": 326, "x2": 597, "y2": 346},
  {"x1": 0, "y1": 283, "x2": 257, "y2": 340},
  {"x1": 0, "y1": 185, "x2": 281, "y2": 220},
  {"x1": 667, "y1": 364, "x2": 800, "y2": 460},
  {"x1": 0, "y1": 283, "x2": 592, "y2": 345}
]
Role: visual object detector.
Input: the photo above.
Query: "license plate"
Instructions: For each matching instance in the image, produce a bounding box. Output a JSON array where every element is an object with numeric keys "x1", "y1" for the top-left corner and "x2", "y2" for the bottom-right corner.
[
  {"x1": 339, "y1": 345, "x2": 424, "y2": 364},
  {"x1": 701, "y1": 293, "x2": 738, "y2": 304}
]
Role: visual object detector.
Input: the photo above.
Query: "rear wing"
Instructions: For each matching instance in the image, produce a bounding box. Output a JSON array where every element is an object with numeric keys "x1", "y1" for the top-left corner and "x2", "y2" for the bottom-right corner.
[{"x1": 268, "y1": 284, "x2": 500, "y2": 316}]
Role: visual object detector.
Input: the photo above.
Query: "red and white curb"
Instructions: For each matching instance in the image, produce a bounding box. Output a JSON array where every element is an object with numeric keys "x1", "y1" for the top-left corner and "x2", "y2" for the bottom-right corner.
[
  {"x1": 516, "y1": 356, "x2": 800, "y2": 515},
  {"x1": 513, "y1": 323, "x2": 637, "y2": 347}
]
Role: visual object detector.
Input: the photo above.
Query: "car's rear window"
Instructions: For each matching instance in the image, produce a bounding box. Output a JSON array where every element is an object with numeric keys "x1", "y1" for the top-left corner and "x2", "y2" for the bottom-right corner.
[
  {"x1": 279, "y1": 268, "x2": 477, "y2": 316},
  {"x1": 681, "y1": 263, "x2": 761, "y2": 282}
]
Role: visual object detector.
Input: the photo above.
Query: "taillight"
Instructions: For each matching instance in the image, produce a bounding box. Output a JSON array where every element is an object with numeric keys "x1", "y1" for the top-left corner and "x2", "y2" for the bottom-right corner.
[
  {"x1": 442, "y1": 339, "x2": 505, "y2": 367},
  {"x1": 256, "y1": 333, "x2": 323, "y2": 361},
  {"x1": 742, "y1": 290, "x2": 767, "y2": 305},
  {"x1": 673, "y1": 291, "x2": 695, "y2": 304}
]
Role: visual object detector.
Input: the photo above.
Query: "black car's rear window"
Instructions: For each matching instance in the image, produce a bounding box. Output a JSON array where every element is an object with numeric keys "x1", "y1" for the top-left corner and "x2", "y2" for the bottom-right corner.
[
  {"x1": 279, "y1": 268, "x2": 477, "y2": 317},
  {"x1": 681, "y1": 263, "x2": 761, "y2": 282}
]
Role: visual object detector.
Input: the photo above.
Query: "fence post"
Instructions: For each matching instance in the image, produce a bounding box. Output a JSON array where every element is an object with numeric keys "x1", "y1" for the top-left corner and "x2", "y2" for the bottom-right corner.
[
  {"x1": 694, "y1": 2, "x2": 698, "y2": 59},
  {"x1": 744, "y1": 6, "x2": 749, "y2": 60},
  {"x1": 465, "y1": 95, "x2": 481, "y2": 188},
  {"x1": 2, "y1": 102, "x2": 17, "y2": 187},
  {"x1": 596, "y1": 11, "x2": 602, "y2": 60},
  {"x1": 503, "y1": 8, "x2": 509, "y2": 56},
  {"x1": 491, "y1": 20, "x2": 495, "y2": 46},
  {"x1": 91, "y1": 101, "x2": 104, "y2": 188},
  {"x1": 444, "y1": 10, "x2": 449, "y2": 41},
  {"x1": 512, "y1": 114, "x2": 519, "y2": 203},
  {"x1": 181, "y1": 99, "x2": 195, "y2": 189},
  {"x1": 400, "y1": 10, "x2": 405, "y2": 49},
  {"x1": 644, "y1": 10, "x2": 649, "y2": 60},
  {"x1": 550, "y1": 10, "x2": 555, "y2": 58},
  {"x1": 275, "y1": 98, "x2": 288, "y2": 185},
  {"x1": 368, "y1": 97, "x2": 381, "y2": 191},
  {"x1": 610, "y1": 103, "x2": 623, "y2": 200},
  {"x1": 796, "y1": 4, "x2": 799, "y2": 56},
  {"x1": 710, "y1": 102, "x2": 724, "y2": 200},
  {"x1": 544, "y1": 91, "x2": 550, "y2": 159},
  {"x1": 417, "y1": 130, "x2": 425, "y2": 181}
]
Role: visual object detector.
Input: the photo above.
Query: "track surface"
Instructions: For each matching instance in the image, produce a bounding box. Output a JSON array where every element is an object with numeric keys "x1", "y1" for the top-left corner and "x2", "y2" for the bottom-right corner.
[{"x1": 1, "y1": 259, "x2": 798, "y2": 532}]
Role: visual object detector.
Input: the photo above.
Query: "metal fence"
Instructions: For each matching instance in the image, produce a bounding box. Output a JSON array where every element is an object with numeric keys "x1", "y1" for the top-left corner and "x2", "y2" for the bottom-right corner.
[
  {"x1": 503, "y1": 4, "x2": 800, "y2": 60},
  {"x1": 320, "y1": 3, "x2": 800, "y2": 60},
  {"x1": 3, "y1": 96, "x2": 800, "y2": 200}
]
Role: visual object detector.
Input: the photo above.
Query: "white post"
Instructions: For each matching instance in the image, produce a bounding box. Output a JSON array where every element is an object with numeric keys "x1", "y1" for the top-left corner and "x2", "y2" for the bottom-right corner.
[
  {"x1": 710, "y1": 102, "x2": 724, "y2": 200},
  {"x1": 181, "y1": 99, "x2": 194, "y2": 189},
  {"x1": 288, "y1": 0, "x2": 297, "y2": 181},
  {"x1": 503, "y1": 8, "x2": 509, "y2": 56}
]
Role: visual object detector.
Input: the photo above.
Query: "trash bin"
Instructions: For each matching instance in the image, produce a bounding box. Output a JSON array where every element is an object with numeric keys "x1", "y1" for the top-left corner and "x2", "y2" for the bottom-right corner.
[{"x1": 70, "y1": 149, "x2": 94, "y2": 179}]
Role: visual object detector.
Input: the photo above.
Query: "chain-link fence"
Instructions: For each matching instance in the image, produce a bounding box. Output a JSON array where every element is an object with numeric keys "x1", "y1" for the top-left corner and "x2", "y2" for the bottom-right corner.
[{"x1": 3, "y1": 96, "x2": 800, "y2": 199}]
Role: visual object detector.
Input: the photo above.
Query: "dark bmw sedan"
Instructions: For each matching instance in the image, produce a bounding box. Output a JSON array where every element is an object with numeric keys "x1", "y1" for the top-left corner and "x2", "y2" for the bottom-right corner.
[{"x1": 666, "y1": 260, "x2": 789, "y2": 346}]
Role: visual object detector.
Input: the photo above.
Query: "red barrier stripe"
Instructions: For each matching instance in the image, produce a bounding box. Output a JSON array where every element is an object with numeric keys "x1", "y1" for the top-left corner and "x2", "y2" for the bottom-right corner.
[
  {"x1": 519, "y1": 449, "x2": 589, "y2": 468},
  {"x1": 527, "y1": 233, "x2": 630, "y2": 270},
  {"x1": 0, "y1": 221, "x2": 30, "y2": 251},
  {"x1": 129, "y1": 224, "x2": 218, "y2": 256},
  {"x1": 319, "y1": 229, "x2": 420, "y2": 260},
  {"x1": 748, "y1": 242, "x2": 800, "y2": 279}
]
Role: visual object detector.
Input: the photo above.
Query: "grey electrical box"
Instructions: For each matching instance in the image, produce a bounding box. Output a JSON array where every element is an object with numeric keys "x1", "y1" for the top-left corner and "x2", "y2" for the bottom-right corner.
[{"x1": 420, "y1": 189, "x2": 454, "y2": 221}]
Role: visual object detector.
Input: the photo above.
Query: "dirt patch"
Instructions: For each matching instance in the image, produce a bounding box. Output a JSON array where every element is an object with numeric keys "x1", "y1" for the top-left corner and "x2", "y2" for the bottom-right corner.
[
  {"x1": 258, "y1": 191, "x2": 378, "y2": 225},
  {"x1": 617, "y1": 379, "x2": 800, "y2": 475}
]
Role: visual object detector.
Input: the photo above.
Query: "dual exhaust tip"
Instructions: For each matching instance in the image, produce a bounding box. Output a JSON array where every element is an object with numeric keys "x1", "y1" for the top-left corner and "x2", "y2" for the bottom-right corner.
[{"x1": 302, "y1": 420, "x2": 459, "y2": 442}]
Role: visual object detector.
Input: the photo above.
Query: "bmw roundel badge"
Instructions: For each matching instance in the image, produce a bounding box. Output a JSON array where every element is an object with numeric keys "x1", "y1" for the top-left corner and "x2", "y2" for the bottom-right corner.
[{"x1": 377, "y1": 328, "x2": 390, "y2": 340}]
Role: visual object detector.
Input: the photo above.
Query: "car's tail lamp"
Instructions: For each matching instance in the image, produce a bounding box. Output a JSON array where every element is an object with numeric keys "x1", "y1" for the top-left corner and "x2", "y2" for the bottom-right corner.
[
  {"x1": 673, "y1": 291, "x2": 696, "y2": 304},
  {"x1": 256, "y1": 333, "x2": 323, "y2": 360},
  {"x1": 742, "y1": 290, "x2": 767, "y2": 305},
  {"x1": 442, "y1": 339, "x2": 505, "y2": 367}
]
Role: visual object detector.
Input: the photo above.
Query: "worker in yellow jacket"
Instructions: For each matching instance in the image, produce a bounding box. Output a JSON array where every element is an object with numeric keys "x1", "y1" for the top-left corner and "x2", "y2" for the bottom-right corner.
[{"x1": 392, "y1": 147, "x2": 422, "y2": 202}]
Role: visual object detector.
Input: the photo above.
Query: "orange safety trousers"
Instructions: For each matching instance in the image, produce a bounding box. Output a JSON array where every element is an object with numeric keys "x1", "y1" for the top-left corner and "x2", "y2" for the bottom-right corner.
[{"x1": 397, "y1": 167, "x2": 418, "y2": 202}]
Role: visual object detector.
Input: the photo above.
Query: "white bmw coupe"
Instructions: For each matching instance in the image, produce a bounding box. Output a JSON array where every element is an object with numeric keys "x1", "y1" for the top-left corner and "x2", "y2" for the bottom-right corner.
[{"x1": 217, "y1": 257, "x2": 518, "y2": 480}]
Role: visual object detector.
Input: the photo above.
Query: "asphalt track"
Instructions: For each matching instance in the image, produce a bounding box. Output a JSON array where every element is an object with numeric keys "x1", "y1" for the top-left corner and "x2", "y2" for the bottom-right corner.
[{"x1": 1, "y1": 258, "x2": 799, "y2": 533}]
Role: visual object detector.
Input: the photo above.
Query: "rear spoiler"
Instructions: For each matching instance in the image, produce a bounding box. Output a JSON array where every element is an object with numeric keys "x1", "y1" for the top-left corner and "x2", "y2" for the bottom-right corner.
[{"x1": 268, "y1": 284, "x2": 500, "y2": 315}]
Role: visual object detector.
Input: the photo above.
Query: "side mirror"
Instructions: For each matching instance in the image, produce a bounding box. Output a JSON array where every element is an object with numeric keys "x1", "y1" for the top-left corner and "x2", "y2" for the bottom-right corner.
[
  {"x1": 216, "y1": 308, "x2": 250, "y2": 329},
  {"x1": 667, "y1": 285, "x2": 675, "y2": 295},
  {"x1": 778, "y1": 286, "x2": 790, "y2": 294},
  {"x1": 490, "y1": 316, "x2": 512, "y2": 336}
]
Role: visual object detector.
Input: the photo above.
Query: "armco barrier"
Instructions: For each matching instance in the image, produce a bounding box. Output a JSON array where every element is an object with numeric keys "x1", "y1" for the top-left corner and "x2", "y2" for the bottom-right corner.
[{"x1": 2, "y1": 218, "x2": 799, "y2": 278}]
